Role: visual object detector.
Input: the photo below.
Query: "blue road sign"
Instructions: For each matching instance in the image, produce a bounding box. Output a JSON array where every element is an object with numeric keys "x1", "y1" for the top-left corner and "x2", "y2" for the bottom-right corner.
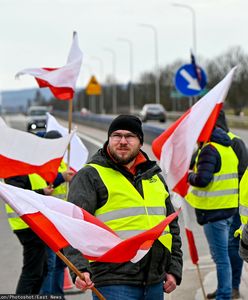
[{"x1": 175, "y1": 64, "x2": 207, "y2": 97}]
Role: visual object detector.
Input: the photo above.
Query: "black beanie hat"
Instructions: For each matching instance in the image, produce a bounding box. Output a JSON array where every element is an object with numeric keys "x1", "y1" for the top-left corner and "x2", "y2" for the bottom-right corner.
[
  {"x1": 44, "y1": 130, "x2": 62, "y2": 139},
  {"x1": 108, "y1": 115, "x2": 144, "y2": 144}
]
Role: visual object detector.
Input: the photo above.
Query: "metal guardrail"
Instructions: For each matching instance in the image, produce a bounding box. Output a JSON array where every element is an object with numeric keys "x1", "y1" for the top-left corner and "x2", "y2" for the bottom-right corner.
[
  {"x1": 54, "y1": 111, "x2": 248, "y2": 146},
  {"x1": 167, "y1": 111, "x2": 248, "y2": 129},
  {"x1": 55, "y1": 111, "x2": 164, "y2": 145}
]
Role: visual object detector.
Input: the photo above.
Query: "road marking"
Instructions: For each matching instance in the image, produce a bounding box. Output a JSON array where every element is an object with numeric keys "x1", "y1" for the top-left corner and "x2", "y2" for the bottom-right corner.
[{"x1": 77, "y1": 132, "x2": 103, "y2": 147}]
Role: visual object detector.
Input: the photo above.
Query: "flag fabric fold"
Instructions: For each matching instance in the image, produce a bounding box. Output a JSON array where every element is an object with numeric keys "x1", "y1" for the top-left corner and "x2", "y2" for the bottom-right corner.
[
  {"x1": 16, "y1": 32, "x2": 82, "y2": 100},
  {"x1": 152, "y1": 67, "x2": 236, "y2": 197},
  {"x1": 46, "y1": 113, "x2": 88, "y2": 172},
  {"x1": 0, "y1": 182, "x2": 180, "y2": 263},
  {"x1": 0, "y1": 124, "x2": 74, "y2": 182}
]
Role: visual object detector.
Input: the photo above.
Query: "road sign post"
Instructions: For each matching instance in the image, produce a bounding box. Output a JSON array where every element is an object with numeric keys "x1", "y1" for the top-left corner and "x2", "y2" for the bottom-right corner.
[{"x1": 86, "y1": 76, "x2": 102, "y2": 113}]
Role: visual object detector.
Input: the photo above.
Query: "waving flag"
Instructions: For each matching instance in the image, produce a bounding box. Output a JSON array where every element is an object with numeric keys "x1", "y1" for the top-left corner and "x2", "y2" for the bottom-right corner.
[
  {"x1": 171, "y1": 192, "x2": 199, "y2": 264},
  {"x1": 46, "y1": 113, "x2": 88, "y2": 172},
  {"x1": 0, "y1": 182, "x2": 180, "y2": 263},
  {"x1": 16, "y1": 32, "x2": 82, "y2": 100},
  {"x1": 152, "y1": 67, "x2": 236, "y2": 197},
  {"x1": 0, "y1": 124, "x2": 74, "y2": 182}
]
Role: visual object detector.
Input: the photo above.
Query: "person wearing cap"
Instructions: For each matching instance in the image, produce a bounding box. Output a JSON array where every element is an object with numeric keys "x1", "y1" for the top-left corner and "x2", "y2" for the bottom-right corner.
[
  {"x1": 205, "y1": 110, "x2": 248, "y2": 300},
  {"x1": 64, "y1": 115, "x2": 183, "y2": 300},
  {"x1": 4, "y1": 130, "x2": 75, "y2": 295}
]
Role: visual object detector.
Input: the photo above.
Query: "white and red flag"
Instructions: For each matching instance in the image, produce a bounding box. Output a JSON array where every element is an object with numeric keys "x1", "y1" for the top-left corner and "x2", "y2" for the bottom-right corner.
[
  {"x1": 16, "y1": 32, "x2": 82, "y2": 100},
  {"x1": 0, "y1": 124, "x2": 74, "y2": 182},
  {"x1": 46, "y1": 113, "x2": 88, "y2": 172},
  {"x1": 152, "y1": 67, "x2": 236, "y2": 265},
  {"x1": 152, "y1": 67, "x2": 236, "y2": 197},
  {"x1": 0, "y1": 182, "x2": 180, "y2": 263}
]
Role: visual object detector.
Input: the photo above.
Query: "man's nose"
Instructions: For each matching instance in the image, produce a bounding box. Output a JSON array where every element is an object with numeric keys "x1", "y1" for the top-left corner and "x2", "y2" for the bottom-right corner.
[{"x1": 120, "y1": 136, "x2": 128, "y2": 143}]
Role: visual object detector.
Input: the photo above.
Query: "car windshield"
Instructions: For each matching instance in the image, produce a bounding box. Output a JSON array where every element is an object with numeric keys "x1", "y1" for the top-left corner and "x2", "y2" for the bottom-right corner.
[
  {"x1": 146, "y1": 105, "x2": 164, "y2": 111},
  {"x1": 29, "y1": 110, "x2": 47, "y2": 116}
]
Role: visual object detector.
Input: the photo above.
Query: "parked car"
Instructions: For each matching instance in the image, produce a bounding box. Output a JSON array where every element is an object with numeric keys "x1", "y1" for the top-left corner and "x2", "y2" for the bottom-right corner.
[
  {"x1": 26, "y1": 106, "x2": 48, "y2": 132},
  {"x1": 139, "y1": 103, "x2": 167, "y2": 123}
]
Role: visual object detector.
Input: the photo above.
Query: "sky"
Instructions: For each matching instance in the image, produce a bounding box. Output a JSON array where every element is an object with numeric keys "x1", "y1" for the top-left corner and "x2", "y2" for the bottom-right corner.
[{"x1": 0, "y1": 0, "x2": 247, "y2": 92}]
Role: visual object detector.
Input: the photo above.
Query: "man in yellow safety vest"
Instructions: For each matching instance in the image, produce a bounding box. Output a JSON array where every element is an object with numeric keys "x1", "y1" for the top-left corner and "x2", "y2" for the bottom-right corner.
[{"x1": 64, "y1": 115, "x2": 183, "y2": 300}]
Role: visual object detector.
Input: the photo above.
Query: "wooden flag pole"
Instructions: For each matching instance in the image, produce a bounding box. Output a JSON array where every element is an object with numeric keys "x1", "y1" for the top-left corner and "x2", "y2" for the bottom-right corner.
[
  {"x1": 56, "y1": 250, "x2": 106, "y2": 300},
  {"x1": 67, "y1": 99, "x2": 73, "y2": 165},
  {"x1": 66, "y1": 99, "x2": 73, "y2": 199},
  {"x1": 196, "y1": 263, "x2": 207, "y2": 300}
]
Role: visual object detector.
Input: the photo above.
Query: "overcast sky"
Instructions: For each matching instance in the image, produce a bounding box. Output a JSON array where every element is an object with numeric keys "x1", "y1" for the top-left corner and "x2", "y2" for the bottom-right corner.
[{"x1": 0, "y1": 0, "x2": 247, "y2": 91}]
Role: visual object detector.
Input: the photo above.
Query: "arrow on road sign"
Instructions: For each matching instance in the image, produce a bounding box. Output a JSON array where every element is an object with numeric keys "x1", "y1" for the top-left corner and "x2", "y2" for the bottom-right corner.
[{"x1": 180, "y1": 69, "x2": 201, "y2": 91}]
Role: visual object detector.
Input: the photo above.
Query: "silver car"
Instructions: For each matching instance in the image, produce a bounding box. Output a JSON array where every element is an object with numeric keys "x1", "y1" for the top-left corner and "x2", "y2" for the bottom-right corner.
[
  {"x1": 139, "y1": 103, "x2": 167, "y2": 123},
  {"x1": 26, "y1": 106, "x2": 48, "y2": 132}
]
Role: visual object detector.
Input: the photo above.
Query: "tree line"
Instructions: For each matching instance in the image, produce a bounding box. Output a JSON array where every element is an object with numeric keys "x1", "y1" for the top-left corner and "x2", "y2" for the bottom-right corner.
[{"x1": 33, "y1": 46, "x2": 248, "y2": 115}]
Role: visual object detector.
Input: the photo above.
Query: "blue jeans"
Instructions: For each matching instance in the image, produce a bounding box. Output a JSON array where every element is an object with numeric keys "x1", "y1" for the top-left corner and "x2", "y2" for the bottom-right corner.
[
  {"x1": 92, "y1": 282, "x2": 164, "y2": 300},
  {"x1": 228, "y1": 211, "x2": 243, "y2": 289},
  {"x1": 40, "y1": 247, "x2": 66, "y2": 296},
  {"x1": 204, "y1": 217, "x2": 233, "y2": 300}
]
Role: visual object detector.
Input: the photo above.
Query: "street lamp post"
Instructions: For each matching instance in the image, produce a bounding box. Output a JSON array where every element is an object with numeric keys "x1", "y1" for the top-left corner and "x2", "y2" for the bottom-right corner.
[
  {"x1": 172, "y1": 3, "x2": 197, "y2": 55},
  {"x1": 91, "y1": 56, "x2": 105, "y2": 114},
  {"x1": 103, "y1": 48, "x2": 117, "y2": 114},
  {"x1": 139, "y1": 23, "x2": 160, "y2": 104},
  {"x1": 116, "y1": 38, "x2": 134, "y2": 113},
  {"x1": 172, "y1": 3, "x2": 197, "y2": 107}
]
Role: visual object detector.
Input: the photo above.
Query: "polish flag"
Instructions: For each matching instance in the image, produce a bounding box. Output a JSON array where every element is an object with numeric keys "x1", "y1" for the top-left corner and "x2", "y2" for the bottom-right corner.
[
  {"x1": 172, "y1": 193, "x2": 199, "y2": 264},
  {"x1": 0, "y1": 182, "x2": 180, "y2": 263},
  {"x1": 16, "y1": 32, "x2": 82, "y2": 100},
  {"x1": 46, "y1": 113, "x2": 88, "y2": 172},
  {"x1": 0, "y1": 124, "x2": 74, "y2": 183},
  {"x1": 152, "y1": 67, "x2": 236, "y2": 197}
]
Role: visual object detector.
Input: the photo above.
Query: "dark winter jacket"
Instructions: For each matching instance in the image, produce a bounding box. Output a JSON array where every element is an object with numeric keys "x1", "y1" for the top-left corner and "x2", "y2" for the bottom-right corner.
[
  {"x1": 188, "y1": 127, "x2": 238, "y2": 225},
  {"x1": 4, "y1": 173, "x2": 65, "y2": 194},
  {"x1": 215, "y1": 109, "x2": 248, "y2": 179},
  {"x1": 64, "y1": 143, "x2": 183, "y2": 287}
]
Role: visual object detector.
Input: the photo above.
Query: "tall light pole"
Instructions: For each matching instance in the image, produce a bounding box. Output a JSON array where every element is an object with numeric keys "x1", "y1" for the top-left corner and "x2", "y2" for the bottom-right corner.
[
  {"x1": 91, "y1": 56, "x2": 105, "y2": 114},
  {"x1": 172, "y1": 3, "x2": 197, "y2": 108},
  {"x1": 103, "y1": 48, "x2": 117, "y2": 114},
  {"x1": 172, "y1": 3, "x2": 197, "y2": 55},
  {"x1": 139, "y1": 23, "x2": 160, "y2": 104},
  {"x1": 116, "y1": 37, "x2": 134, "y2": 113}
]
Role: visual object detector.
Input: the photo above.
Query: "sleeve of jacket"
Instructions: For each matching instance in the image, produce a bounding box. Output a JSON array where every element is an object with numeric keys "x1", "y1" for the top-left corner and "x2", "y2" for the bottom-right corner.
[
  {"x1": 231, "y1": 137, "x2": 248, "y2": 180},
  {"x1": 239, "y1": 224, "x2": 248, "y2": 263},
  {"x1": 159, "y1": 175, "x2": 183, "y2": 284},
  {"x1": 64, "y1": 166, "x2": 107, "y2": 282},
  {"x1": 188, "y1": 145, "x2": 221, "y2": 187}
]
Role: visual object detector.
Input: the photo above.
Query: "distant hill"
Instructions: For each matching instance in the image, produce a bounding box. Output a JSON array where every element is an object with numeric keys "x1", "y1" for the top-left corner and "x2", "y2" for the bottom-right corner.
[{"x1": 1, "y1": 88, "x2": 52, "y2": 112}]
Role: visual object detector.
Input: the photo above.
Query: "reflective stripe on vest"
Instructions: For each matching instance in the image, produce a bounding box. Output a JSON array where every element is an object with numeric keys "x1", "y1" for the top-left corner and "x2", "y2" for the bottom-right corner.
[
  {"x1": 88, "y1": 163, "x2": 172, "y2": 252},
  {"x1": 5, "y1": 161, "x2": 68, "y2": 231},
  {"x1": 186, "y1": 142, "x2": 239, "y2": 209},
  {"x1": 239, "y1": 168, "x2": 248, "y2": 225}
]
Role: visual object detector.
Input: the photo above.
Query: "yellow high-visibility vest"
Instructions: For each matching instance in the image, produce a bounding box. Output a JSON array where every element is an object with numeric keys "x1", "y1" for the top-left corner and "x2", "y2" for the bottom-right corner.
[
  {"x1": 88, "y1": 163, "x2": 173, "y2": 252},
  {"x1": 239, "y1": 168, "x2": 248, "y2": 226},
  {"x1": 5, "y1": 161, "x2": 67, "y2": 231},
  {"x1": 186, "y1": 142, "x2": 239, "y2": 210}
]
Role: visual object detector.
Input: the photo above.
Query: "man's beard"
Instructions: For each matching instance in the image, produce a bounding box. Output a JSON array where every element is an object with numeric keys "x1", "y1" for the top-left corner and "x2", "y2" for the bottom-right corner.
[{"x1": 109, "y1": 147, "x2": 140, "y2": 165}]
